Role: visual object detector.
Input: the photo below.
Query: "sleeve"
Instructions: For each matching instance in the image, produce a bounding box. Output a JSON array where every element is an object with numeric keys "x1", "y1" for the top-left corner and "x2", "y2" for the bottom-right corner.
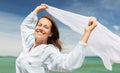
[
  {"x1": 21, "y1": 12, "x2": 38, "y2": 50},
  {"x1": 46, "y1": 41, "x2": 87, "y2": 72}
]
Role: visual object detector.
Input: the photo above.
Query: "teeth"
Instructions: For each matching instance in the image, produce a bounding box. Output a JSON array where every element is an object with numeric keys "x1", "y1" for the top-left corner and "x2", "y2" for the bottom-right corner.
[
  {"x1": 37, "y1": 31, "x2": 45, "y2": 35},
  {"x1": 36, "y1": 29, "x2": 45, "y2": 35},
  {"x1": 38, "y1": 32, "x2": 43, "y2": 35}
]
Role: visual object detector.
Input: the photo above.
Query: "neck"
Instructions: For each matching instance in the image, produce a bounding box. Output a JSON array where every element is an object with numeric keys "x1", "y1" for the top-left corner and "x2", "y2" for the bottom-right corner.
[{"x1": 34, "y1": 39, "x2": 47, "y2": 48}]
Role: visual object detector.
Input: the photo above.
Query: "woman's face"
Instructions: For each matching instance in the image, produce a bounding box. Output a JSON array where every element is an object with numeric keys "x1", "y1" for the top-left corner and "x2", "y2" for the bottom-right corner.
[{"x1": 35, "y1": 18, "x2": 52, "y2": 43}]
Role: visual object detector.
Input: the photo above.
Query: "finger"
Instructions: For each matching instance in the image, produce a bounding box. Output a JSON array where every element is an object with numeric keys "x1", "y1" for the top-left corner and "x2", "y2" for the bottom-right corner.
[
  {"x1": 41, "y1": 3, "x2": 48, "y2": 6},
  {"x1": 89, "y1": 17, "x2": 97, "y2": 26},
  {"x1": 88, "y1": 21, "x2": 93, "y2": 26},
  {"x1": 90, "y1": 17, "x2": 96, "y2": 22},
  {"x1": 42, "y1": 4, "x2": 48, "y2": 8},
  {"x1": 91, "y1": 22, "x2": 97, "y2": 29},
  {"x1": 41, "y1": 3, "x2": 46, "y2": 5}
]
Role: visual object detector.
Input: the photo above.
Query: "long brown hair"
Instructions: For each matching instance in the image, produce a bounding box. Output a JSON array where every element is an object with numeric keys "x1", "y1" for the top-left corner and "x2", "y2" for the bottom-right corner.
[{"x1": 37, "y1": 15, "x2": 62, "y2": 51}]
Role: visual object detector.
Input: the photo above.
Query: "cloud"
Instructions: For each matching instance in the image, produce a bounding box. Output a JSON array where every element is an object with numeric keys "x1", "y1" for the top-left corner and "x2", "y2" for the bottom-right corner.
[
  {"x1": 62, "y1": 0, "x2": 98, "y2": 16},
  {"x1": 59, "y1": 27, "x2": 96, "y2": 56},
  {"x1": 100, "y1": 0, "x2": 120, "y2": 11},
  {"x1": 59, "y1": 27, "x2": 81, "y2": 44},
  {"x1": 113, "y1": 25, "x2": 120, "y2": 31},
  {"x1": 0, "y1": 11, "x2": 24, "y2": 34},
  {"x1": 0, "y1": 11, "x2": 24, "y2": 56},
  {"x1": 112, "y1": 25, "x2": 120, "y2": 36},
  {"x1": 0, "y1": 32, "x2": 22, "y2": 56}
]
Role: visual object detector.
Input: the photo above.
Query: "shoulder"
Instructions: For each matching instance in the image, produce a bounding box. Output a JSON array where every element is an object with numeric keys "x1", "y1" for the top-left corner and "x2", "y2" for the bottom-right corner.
[
  {"x1": 42, "y1": 44, "x2": 60, "y2": 60},
  {"x1": 45, "y1": 44, "x2": 60, "y2": 54}
]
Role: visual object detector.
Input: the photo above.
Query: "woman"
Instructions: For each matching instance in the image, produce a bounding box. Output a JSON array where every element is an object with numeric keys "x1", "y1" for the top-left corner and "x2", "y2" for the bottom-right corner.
[{"x1": 16, "y1": 4, "x2": 97, "y2": 73}]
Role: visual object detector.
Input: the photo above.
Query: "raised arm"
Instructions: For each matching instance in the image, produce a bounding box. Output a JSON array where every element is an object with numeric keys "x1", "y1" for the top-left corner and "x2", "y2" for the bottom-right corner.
[
  {"x1": 81, "y1": 17, "x2": 97, "y2": 43},
  {"x1": 21, "y1": 4, "x2": 48, "y2": 50}
]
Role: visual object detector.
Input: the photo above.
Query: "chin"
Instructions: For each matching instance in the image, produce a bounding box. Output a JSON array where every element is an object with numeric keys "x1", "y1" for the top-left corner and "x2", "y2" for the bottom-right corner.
[{"x1": 36, "y1": 36, "x2": 42, "y2": 40}]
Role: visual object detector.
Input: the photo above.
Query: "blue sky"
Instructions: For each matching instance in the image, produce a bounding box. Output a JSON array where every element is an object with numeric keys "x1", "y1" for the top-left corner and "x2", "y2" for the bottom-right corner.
[{"x1": 0, "y1": 0, "x2": 120, "y2": 56}]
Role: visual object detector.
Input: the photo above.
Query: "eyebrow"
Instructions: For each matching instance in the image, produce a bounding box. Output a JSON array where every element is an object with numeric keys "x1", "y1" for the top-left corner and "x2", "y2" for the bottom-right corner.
[{"x1": 37, "y1": 23, "x2": 51, "y2": 27}]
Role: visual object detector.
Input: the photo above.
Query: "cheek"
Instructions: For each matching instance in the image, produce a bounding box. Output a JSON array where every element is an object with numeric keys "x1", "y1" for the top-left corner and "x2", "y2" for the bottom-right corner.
[{"x1": 46, "y1": 29, "x2": 52, "y2": 35}]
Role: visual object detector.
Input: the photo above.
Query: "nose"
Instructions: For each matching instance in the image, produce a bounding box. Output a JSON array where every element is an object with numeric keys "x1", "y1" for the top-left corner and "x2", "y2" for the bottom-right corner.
[
  {"x1": 37, "y1": 25, "x2": 44, "y2": 31},
  {"x1": 36, "y1": 26, "x2": 44, "y2": 32},
  {"x1": 39, "y1": 26, "x2": 43, "y2": 30}
]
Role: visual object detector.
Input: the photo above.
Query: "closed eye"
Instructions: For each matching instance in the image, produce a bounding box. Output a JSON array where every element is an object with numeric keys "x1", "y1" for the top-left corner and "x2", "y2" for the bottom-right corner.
[
  {"x1": 37, "y1": 23, "x2": 42, "y2": 27},
  {"x1": 44, "y1": 26, "x2": 49, "y2": 29}
]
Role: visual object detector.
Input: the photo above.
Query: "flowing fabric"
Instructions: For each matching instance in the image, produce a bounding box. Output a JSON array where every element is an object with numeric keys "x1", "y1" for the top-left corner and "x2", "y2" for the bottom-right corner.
[{"x1": 46, "y1": 6, "x2": 120, "y2": 71}]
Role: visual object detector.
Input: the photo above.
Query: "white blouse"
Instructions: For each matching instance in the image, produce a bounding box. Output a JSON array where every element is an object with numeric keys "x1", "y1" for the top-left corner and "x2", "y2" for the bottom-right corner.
[{"x1": 16, "y1": 12, "x2": 87, "y2": 73}]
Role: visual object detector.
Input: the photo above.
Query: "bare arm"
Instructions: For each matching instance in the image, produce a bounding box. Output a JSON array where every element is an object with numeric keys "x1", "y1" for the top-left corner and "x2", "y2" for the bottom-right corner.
[{"x1": 81, "y1": 17, "x2": 97, "y2": 43}]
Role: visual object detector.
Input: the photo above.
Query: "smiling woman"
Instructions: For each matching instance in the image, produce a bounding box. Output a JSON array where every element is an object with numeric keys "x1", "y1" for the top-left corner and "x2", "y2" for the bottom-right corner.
[
  {"x1": 34, "y1": 17, "x2": 53, "y2": 47},
  {"x1": 34, "y1": 15, "x2": 62, "y2": 51},
  {"x1": 16, "y1": 3, "x2": 97, "y2": 73}
]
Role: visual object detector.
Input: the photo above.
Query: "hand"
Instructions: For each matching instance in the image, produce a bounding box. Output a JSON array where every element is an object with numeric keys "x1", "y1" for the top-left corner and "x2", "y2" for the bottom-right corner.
[
  {"x1": 33, "y1": 4, "x2": 48, "y2": 14},
  {"x1": 85, "y1": 17, "x2": 97, "y2": 33},
  {"x1": 81, "y1": 17, "x2": 97, "y2": 43}
]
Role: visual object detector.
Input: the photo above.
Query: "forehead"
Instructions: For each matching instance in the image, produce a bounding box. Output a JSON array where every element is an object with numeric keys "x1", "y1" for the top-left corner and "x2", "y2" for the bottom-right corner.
[{"x1": 38, "y1": 18, "x2": 52, "y2": 26}]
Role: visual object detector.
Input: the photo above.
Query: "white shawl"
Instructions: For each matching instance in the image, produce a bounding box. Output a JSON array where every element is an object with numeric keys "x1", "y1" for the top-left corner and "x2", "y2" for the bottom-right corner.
[{"x1": 46, "y1": 6, "x2": 120, "y2": 71}]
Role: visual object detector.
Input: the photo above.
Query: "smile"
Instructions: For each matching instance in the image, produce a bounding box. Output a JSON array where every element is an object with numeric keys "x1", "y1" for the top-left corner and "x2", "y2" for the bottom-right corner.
[{"x1": 36, "y1": 30, "x2": 45, "y2": 36}]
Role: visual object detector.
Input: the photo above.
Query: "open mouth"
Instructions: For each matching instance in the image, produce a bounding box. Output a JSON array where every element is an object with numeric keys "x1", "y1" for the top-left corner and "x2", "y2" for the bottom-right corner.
[{"x1": 36, "y1": 30, "x2": 45, "y2": 36}]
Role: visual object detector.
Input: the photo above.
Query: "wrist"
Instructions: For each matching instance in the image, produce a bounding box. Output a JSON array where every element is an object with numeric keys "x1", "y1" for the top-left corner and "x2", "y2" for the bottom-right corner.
[
  {"x1": 33, "y1": 7, "x2": 41, "y2": 14},
  {"x1": 84, "y1": 30, "x2": 91, "y2": 35},
  {"x1": 81, "y1": 31, "x2": 91, "y2": 43}
]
